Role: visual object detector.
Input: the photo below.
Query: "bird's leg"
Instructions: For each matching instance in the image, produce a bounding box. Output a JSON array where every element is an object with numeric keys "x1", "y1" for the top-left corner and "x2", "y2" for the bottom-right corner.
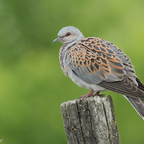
[
  {"x1": 81, "y1": 89, "x2": 94, "y2": 99},
  {"x1": 92, "y1": 91, "x2": 105, "y2": 97},
  {"x1": 81, "y1": 90, "x2": 105, "y2": 99}
]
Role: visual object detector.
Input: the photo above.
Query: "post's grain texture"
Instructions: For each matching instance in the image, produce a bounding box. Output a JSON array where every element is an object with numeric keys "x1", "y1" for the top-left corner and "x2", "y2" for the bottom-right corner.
[{"x1": 60, "y1": 96, "x2": 120, "y2": 144}]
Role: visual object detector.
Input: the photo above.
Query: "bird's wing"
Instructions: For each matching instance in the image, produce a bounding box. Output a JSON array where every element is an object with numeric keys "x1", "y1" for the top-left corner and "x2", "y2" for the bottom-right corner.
[
  {"x1": 67, "y1": 37, "x2": 144, "y2": 98},
  {"x1": 99, "y1": 76, "x2": 144, "y2": 98},
  {"x1": 67, "y1": 37, "x2": 125, "y2": 83}
]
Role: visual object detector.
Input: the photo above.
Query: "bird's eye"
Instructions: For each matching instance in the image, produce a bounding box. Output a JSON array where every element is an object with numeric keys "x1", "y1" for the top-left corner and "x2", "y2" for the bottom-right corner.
[{"x1": 65, "y1": 32, "x2": 71, "y2": 37}]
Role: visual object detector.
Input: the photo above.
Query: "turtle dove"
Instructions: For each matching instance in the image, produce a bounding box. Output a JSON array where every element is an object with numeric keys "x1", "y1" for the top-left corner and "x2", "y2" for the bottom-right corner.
[{"x1": 53, "y1": 26, "x2": 144, "y2": 120}]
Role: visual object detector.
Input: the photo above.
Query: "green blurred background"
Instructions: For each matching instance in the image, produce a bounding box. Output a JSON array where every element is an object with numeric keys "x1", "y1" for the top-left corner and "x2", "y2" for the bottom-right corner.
[{"x1": 0, "y1": 0, "x2": 144, "y2": 143}]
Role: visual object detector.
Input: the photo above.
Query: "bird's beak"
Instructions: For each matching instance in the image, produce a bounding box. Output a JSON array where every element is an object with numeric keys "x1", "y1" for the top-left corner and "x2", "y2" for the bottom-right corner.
[{"x1": 52, "y1": 37, "x2": 60, "y2": 43}]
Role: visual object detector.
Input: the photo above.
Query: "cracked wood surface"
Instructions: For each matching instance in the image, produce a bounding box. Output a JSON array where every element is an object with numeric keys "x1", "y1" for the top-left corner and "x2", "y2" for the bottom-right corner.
[{"x1": 60, "y1": 96, "x2": 120, "y2": 144}]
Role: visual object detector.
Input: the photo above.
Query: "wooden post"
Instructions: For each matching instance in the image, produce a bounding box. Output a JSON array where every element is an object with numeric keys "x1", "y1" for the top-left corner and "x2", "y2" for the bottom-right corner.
[{"x1": 60, "y1": 96, "x2": 120, "y2": 144}]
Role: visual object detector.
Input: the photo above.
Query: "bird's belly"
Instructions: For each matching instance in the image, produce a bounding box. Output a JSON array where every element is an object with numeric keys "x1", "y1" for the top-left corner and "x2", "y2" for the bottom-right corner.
[{"x1": 68, "y1": 69, "x2": 106, "y2": 92}]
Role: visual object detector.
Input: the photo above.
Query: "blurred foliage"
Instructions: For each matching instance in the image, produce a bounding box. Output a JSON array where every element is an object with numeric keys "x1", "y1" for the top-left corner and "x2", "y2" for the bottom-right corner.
[{"x1": 0, "y1": 0, "x2": 144, "y2": 143}]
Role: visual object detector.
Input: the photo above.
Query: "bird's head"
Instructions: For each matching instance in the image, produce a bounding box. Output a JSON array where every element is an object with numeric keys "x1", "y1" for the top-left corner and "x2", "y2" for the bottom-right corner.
[{"x1": 53, "y1": 26, "x2": 84, "y2": 44}]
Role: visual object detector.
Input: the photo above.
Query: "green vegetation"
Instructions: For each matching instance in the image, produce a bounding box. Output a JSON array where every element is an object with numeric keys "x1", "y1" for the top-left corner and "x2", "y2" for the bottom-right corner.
[{"x1": 0, "y1": 0, "x2": 144, "y2": 143}]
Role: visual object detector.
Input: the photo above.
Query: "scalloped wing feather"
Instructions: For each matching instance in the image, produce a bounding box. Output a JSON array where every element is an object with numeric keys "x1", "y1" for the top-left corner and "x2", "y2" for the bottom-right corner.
[{"x1": 67, "y1": 37, "x2": 125, "y2": 84}]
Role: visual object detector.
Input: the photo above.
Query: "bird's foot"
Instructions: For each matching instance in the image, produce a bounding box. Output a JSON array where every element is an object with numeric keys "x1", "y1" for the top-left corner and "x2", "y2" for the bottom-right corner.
[
  {"x1": 92, "y1": 91, "x2": 105, "y2": 97},
  {"x1": 81, "y1": 89, "x2": 94, "y2": 99},
  {"x1": 81, "y1": 91, "x2": 105, "y2": 99}
]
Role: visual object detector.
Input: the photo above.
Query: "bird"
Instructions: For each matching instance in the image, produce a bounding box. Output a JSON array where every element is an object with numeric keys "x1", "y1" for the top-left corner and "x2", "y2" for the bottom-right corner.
[{"x1": 53, "y1": 26, "x2": 144, "y2": 120}]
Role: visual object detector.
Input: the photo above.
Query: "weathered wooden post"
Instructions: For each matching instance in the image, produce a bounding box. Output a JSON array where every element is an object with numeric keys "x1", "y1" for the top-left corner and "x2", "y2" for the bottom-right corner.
[{"x1": 60, "y1": 96, "x2": 120, "y2": 144}]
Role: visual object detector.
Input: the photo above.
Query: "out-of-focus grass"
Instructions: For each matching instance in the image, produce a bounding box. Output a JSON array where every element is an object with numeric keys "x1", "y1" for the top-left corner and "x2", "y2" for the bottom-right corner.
[{"x1": 0, "y1": 0, "x2": 144, "y2": 143}]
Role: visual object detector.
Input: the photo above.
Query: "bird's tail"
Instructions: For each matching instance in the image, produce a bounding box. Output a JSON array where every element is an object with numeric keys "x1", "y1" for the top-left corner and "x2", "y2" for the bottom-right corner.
[{"x1": 123, "y1": 95, "x2": 144, "y2": 120}]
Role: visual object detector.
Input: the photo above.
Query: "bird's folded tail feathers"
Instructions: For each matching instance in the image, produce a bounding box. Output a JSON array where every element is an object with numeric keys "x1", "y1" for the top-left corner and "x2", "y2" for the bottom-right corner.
[
  {"x1": 123, "y1": 95, "x2": 144, "y2": 120},
  {"x1": 136, "y1": 78, "x2": 144, "y2": 101}
]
